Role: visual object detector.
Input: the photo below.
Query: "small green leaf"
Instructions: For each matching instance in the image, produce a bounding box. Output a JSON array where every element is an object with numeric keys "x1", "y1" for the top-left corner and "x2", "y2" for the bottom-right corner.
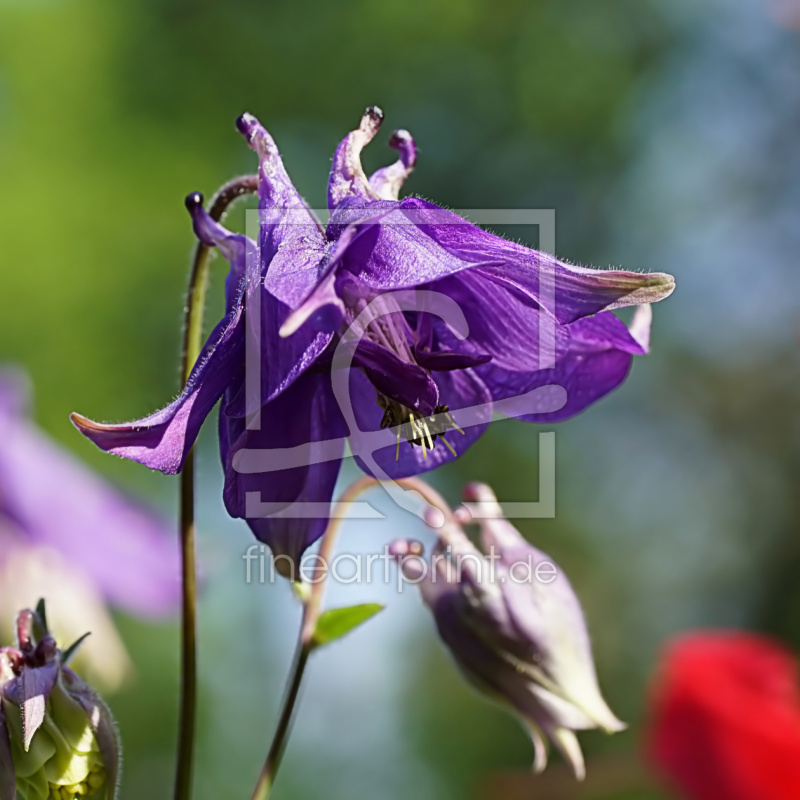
[
  {"x1": 35, "y1": 599, "x2": 48, "y2": 636},
  {"x1": 312, "y1": 603, "x2": 384, "y2": 648},
  {"x1": 61, "y1": 632, "x2": 91, "y2": 665}
]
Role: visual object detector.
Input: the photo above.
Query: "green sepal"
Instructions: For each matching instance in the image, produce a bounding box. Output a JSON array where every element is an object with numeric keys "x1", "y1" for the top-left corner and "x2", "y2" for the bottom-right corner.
[
  {"x1": 61, "y1": 633, "x2": 91, "y2": 667},
  {"x1": 34, "y1": 601, "x2": 48, "y2": 637},
  {"x1": 311, "y1": 604, "x2": 384, "y2": 649}
]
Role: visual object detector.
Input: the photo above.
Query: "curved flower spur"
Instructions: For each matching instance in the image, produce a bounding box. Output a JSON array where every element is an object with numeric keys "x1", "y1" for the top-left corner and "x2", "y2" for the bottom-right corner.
[
  {"x1": 390, "y1": 483, "x2": 624, "y2": 780},
  {"x1": 72, "y1": 107, "x2": 674, "y2": 564}
]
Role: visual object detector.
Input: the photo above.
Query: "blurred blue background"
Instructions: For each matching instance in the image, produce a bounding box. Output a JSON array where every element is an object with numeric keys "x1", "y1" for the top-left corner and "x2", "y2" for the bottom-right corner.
[{"x1": 2, "y1": 0, "x2": 799, "y2": 797}]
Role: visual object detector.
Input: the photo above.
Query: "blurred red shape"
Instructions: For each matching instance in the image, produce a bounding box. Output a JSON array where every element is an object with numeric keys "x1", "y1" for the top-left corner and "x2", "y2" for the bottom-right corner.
[{"x1": 647, "y1": 632, "x2": 800, "y2": 800}]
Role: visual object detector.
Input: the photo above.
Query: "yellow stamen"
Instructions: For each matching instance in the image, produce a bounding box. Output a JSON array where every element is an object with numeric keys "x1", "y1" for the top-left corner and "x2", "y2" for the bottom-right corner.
[
  {"x1": 411, "y1": 414, "x2": 427, "y2": 458},
  {"x1": 440, "y1": 436, "x2": 457, "y2": 457},
  {"x1": 379, "y1": 395, "x2": 463, "y2": 454},
  {"x1": 422, "y1": 420, "x2": 435, "y2": 452},
  {"x1": 87, "y1": 771, "x2": 105, "y2": 789}
]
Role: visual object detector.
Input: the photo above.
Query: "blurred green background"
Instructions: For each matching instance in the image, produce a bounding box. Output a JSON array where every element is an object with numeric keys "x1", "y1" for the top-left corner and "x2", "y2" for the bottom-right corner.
[{"x1": 2, "y1": 0, "x2": 800, "y2": 797}]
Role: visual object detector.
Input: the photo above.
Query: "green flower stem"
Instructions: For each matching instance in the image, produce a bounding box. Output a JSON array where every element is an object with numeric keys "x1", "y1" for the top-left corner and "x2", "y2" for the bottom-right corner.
[
  {"x1": 250, "y1": 477, "x2": 379, "y2": 800},
  {"x1": 174, "y1": 176, "x2": 258, "y2": 800}
]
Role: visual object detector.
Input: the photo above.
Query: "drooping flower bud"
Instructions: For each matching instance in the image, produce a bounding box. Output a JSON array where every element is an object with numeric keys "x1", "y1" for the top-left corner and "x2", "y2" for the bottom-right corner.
[
  {"x1": 390, "y1": 483, "x2": 623, "y2": 780},
  {"x1": 0, "y1": 603, "x2": 119, "y2": 800}
]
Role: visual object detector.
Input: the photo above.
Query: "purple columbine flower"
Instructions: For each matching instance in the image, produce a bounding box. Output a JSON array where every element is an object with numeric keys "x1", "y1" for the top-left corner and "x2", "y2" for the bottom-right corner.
[
  {"x1": 0, "y1": 369, "x2": 179, "y2": 686},
  {"x1": 0, "y1": 604, "x2": 120, "y2": 800},
  {"x1": 72, "y1": 107, "x2": 674, "y2": 565},
  {"x1": 390, "y1": 483, "x2": 624, "y2": 780}
]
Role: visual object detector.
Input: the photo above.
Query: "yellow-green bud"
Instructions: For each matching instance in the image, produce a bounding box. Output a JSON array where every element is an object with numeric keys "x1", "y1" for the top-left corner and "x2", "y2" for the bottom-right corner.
[{"x1": 0, "y1": 604, "x2": 119, "y2": 800}]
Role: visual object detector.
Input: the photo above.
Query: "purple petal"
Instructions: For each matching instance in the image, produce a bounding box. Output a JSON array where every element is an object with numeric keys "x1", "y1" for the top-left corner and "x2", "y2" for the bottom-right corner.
[
  {"x1": 352, "y1": 339, "x2": 439, "y2": 415},
  {"x1": 568, "y1": 311, "x2": 647, "y2": 355},
  {"x1": 411, "y1": 348, "x2": 493, "y2": 372},
  {"x1": 429, "y1": 592, "x2": 545, "y2": 726},
  {"x1": 368, "y1": 129, "x2": 417, "y2": 201},
  {"x1": 328, "y1": 106, "x2": 384, "y2": 208},
  {"x1": 72, "y1": 305, "x2": 244, "y2": 474},
  {"x1": 68, "y1": 672, "x2": 121, "y2": 799},
  {"x1": 1, "y1": 400, "x2": 180, "y2": 616},
  {"x1": 501, "y1": 564, "x2": 592, "y2": 674},
  {"x1": 222, "y1": 287, "x2": 333, "y2": 418},
  {"x1": 494, "y1": 555, "x2": 624, "y2": 735},
  {"x1": 406, "y1": 198, "x2": 674, "y2": 323},
  {"x1": 335, "y1": 197, "x2": 674, "y2": 324},
  {"x1": 277, "y1": 266, "x2": 344, "y2": 339},
  {"x1": 350, "y1": 367, "x2": 492, "y2": 479},
  {"x1": 249, "y1": 143, "x2": 328, "y2": 310},
  {"x1": 237, "y1": 112, "x2": 324, "y2": 227},
  {"x1": 71, "y1": 193, "x2": 256, "y2": 475},
  {"x1": 189, "y1": 184, "x2": 332, "y2": 418},
  {"x1": 274, "y1": 202, "x2": 410, "y2": 340},
  {"x1": 424, "y1": 269, "x2": 568, "y2": 373},
  {"x1": 326, "y1": 197, "x2": 405, "y2": 243},
  {"x1": 1, "y1": 663, "x2": 59, "y2": 750},
  {"x1": 431, "y1": 585, "x2": 608, "y2": 771},
  {"x1": 334, "y1": 199, "x2": 479, "y2": 289},
  {"x1": 473, "y1": 260, "x2": 671, "y2": 328},
  {"x1": 276, "y1": 222, "x2": 373, "y2": 338},
  {"x1": 186, "y1": 193, "x2": 251, "y2": 277},
  {"x1": 222, "y1": 370, "x2": 346, "y2": 561},
  {"x1": 184, "y1": 194, "x2": 254, "y2": 310},
  {"x1": 277, "y1": 208, "x2": 402, "y2": 337},
  {"x1": 477, "y1": 312, "x2": 639, "y2": 423},
  {"x1": 262, "y1": 222, "x2": 329, "y2": 310},
  {"x1": 0, "y1": 369, "x2": 30, "y2": 421},
  {"x1": 228, "y1": 113, "x2": 335, "y2": 402}
]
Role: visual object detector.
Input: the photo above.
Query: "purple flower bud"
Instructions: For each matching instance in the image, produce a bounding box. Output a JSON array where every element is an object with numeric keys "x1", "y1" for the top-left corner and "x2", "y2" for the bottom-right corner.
[
  {"x1": 391, "y1": 483, "x2": 623, "y2": 779},
  {"x1": 0, "y1": 605, "x2": 120, "y2": 800}
]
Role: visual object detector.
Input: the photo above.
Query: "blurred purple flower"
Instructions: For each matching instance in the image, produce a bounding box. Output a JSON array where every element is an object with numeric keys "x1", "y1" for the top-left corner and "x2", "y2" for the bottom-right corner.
[
  {"x1": 72, "y1": 107, "x2": 674, "y2": 565},
  {"x1": 0, "y1": 369, "x2": 179, "y2": 687},
  {"x1": 390, "y1": 483, "x2": 624, "y2": 779}
]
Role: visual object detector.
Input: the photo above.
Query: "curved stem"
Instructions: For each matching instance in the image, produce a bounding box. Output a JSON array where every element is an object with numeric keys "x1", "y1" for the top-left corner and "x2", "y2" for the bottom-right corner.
[
  {"x1": 173, "y1": 175, "x2": 258, "y2": 800},
  {"x1": 249, "y1": 476, "x2": 451, "y2": 800},
  {"x1": 394, "y1": 477, "x2": 459, "y2": 527},
  {"x1": 249, "y1": 477, "x2": 378, "y2": 800}
]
